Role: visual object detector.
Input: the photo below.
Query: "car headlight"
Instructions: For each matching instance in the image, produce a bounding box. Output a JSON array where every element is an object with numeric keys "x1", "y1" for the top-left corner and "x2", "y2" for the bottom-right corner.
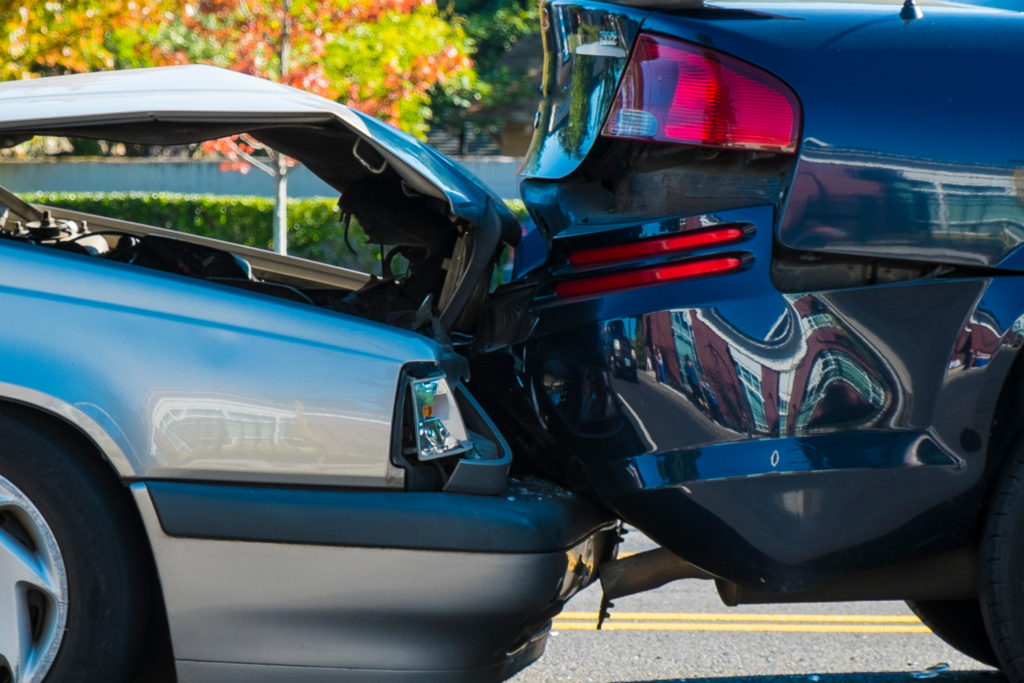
[{"x1": 411, "y1": 375, "x2": 471, "y2": 461}]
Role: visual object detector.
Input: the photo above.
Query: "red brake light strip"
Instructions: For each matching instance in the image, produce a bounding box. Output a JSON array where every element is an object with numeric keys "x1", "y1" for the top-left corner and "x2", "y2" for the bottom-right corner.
[
  {"x1": 555, "y1": 256, "x2": 743, "y2": 299},
  {"x1": 568, "y1": 226, "x2": 746, "y2": 267}
]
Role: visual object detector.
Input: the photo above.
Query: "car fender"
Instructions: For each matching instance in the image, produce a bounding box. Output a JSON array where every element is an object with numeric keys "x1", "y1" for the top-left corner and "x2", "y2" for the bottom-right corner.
[{"x1": 0, "y1": 380, "x2": 135, "y2": 477}]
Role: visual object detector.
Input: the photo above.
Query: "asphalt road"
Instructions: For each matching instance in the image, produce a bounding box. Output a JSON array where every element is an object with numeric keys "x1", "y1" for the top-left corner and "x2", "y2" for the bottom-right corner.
[{"x1": 511, "y1": 531, "x2": 1000, "y2": 683}]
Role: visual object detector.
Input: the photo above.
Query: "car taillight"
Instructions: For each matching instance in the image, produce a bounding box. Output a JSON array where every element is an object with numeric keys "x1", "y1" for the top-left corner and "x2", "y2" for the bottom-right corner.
[
  {"x1": 555, "y1": 256, "x2": 743, "y2": 299},
  {"x1": 602, "y1": 33, "x2": 800, "y2": 154},
  {"x1": 568, "y1": 226, "x2": 746, "y2": 267},
  {"x1": 410, "y1": 374, "x2": 471, "y2": 461}
]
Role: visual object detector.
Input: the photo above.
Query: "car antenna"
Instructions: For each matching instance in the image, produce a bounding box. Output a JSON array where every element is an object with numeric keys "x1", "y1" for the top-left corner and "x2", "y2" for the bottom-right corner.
[{"x1": 900, "y1": 0, "x2": 923, "y2": 25}]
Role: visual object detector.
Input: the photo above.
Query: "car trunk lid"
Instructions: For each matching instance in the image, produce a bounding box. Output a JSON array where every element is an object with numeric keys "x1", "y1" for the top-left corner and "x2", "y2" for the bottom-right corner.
[{"x1": 518, "y1": 0, "x2": 649, "y2": 181}]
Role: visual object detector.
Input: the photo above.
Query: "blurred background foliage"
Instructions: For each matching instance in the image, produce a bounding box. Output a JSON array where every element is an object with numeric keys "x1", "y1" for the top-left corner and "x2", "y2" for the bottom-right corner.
[
  {"x1": 429, "y1": 0, "x2": 540, "y2": 135},
  {"x1": 22, "y1": 192, "x2": 381, "y2": 272},
  {"x1": 0, "y1": 0, "x2": 539, "y2": 146}
]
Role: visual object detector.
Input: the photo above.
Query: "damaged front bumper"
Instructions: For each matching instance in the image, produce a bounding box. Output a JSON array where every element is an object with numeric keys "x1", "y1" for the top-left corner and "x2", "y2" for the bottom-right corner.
[{"x1": 133, "y1": 476, "x2": 617, "y2": 683}]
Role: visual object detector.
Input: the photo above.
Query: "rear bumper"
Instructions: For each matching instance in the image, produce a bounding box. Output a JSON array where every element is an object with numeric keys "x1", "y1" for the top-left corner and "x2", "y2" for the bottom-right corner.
[{"x1": 132, "y1": 481, "x2": 616, "y2": 682}]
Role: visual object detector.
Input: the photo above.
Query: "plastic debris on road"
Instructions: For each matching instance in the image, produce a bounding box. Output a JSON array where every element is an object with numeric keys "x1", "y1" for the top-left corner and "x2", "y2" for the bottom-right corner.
[{"x1": 911, "y1": 663, "x2": 951, "y2": 679}]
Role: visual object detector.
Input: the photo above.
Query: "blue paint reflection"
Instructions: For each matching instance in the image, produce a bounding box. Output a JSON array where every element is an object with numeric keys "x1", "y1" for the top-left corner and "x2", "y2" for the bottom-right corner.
[
  {"x1": 780, "y1": 142, "x2": 1024, "y2": 266},
  {"x1": 617, "y1": 294, "x2": 900, "y2": 450}
]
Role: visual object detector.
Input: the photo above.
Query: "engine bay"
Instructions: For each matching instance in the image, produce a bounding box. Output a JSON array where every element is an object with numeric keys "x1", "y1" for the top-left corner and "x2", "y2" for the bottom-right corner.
[{"x1": 0, "y1": 192, "x2": 479, "y2": 337}]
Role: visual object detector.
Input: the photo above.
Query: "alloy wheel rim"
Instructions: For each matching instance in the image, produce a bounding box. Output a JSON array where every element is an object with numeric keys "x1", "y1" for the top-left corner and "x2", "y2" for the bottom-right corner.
[{"x1": 0, "y1": 475, "x2": 68, "y2": 683}]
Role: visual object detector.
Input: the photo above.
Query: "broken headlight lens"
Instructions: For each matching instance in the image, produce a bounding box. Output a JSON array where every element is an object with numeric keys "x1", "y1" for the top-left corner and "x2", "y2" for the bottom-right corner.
[{"x1": 411, "y1": 375, "x2": 471, "y2": 461}]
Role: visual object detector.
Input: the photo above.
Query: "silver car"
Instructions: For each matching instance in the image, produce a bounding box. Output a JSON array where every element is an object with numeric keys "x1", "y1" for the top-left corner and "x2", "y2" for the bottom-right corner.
[{"x1": 0, "y1": 65, "x2": 617, "y2": 683}]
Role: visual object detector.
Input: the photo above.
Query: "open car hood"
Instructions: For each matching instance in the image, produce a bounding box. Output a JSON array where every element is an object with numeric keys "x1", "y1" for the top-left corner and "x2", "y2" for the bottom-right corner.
[
  {"x1": 0, "y1": 65, "x2": 521, "y2": 331},
  {"x1": 0, "y1": 64, "x2": 518, "y2": 235}
]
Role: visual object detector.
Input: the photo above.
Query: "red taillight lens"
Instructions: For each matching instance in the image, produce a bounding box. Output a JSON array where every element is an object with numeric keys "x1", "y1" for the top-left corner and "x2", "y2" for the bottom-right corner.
[
  {"x1": 568, "y1": 226, "x2": 746, "y2": 267},
  {"x1": 602, "y1": 33, "x2": 800, "y2": 154},
  {"x1": 555, "y1": 256, "x2": 743, "y2": 298}
]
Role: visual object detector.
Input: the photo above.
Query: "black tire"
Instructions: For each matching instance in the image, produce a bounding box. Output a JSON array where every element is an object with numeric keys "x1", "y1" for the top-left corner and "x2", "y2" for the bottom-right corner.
[
  {"x1": 979, "y1": 435, "x2": 1024, "y2": 680},
  {"x1": 0, "y1": 406, "x2": 152, "y2": 683},
  {"x1": 907, "y1": 599, "x2": 999, "y2": 668}
]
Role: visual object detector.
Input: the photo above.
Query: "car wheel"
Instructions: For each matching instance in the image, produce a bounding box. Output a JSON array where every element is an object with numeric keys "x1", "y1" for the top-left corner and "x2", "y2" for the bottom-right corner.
[
  {"x1": 906, "y1": 599, "x2": 999, "y2": 668},
  {"x1": 978, "y1": 435, "x2": 1024, "y2": 679},
  {"x1": 0, "y1": 408, "x2": 151, "y2": 683}
]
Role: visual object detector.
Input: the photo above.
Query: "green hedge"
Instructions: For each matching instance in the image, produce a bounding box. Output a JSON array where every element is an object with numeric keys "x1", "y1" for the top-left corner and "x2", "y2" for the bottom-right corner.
[
  {"x1": 21, "y1": 192, "x2": 529, "y2": 274},
  {"x1": 20, "y1": 192, "x2": 381, "y2": 272}
]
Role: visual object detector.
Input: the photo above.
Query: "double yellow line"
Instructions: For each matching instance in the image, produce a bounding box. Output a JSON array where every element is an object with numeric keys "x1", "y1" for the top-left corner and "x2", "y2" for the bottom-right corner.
[{"x1": 553, "y1": 612, "x2": 931, "y2": 634}]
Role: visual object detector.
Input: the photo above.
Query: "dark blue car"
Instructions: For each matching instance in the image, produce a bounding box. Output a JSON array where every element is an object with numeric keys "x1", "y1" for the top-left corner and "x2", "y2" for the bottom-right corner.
[{"x1": 470, "y1": 0, "x2": 1024, "y2": 675}]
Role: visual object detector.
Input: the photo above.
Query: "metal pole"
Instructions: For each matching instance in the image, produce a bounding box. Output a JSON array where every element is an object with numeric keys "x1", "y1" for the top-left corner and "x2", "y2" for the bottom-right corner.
[
  {"x1": 273, "y1": 0, "x2": 293, "y2": 255},
  {"x1": 273, "y1": 155, "x2": 288, "y2": 255}
]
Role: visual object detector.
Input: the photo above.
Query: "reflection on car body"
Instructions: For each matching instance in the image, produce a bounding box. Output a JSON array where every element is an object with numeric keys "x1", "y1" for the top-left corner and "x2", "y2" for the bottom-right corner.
[{"x1": 632, "y1": 297, "x2": 900, "y2": 443}]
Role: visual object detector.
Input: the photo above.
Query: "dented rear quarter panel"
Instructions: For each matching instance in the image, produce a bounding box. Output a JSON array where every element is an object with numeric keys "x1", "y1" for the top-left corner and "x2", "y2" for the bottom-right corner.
[{"x1": 478, "y1": 201, "x2": 1024, "y2": 592}]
